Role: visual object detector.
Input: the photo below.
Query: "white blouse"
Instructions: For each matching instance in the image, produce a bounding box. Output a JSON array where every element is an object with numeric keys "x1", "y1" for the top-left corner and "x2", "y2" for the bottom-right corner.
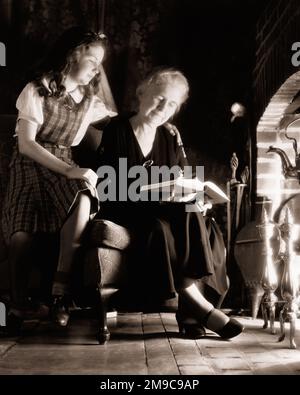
[{"x1": 15, "y1": 82, "x2": 117, "y2": 146}]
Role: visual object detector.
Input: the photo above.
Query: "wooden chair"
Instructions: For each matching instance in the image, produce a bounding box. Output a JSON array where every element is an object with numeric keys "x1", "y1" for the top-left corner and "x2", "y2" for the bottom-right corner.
[{"x1": 0, "y1": 115, "x2": 130, "y2": 344}]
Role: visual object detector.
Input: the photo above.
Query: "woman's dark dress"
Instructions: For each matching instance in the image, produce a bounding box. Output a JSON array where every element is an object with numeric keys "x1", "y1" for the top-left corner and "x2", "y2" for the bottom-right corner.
[{"x1": 96, "y1": 115, "x2": 228, "y2": 300}]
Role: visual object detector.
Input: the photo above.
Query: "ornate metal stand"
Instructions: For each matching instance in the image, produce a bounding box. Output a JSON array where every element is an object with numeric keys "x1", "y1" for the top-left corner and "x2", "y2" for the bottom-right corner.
[
  {"x1": 278, "y1": 208, "x2": 300, "y2": 349},
  {"x1": 257, "y1": 209, "x2": 279, "y2": 334}
]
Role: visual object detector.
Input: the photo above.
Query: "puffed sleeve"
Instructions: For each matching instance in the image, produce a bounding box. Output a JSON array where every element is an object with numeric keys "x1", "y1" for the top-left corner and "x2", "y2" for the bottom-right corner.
[
  {"x1": 71, "y1": 95, "x2": 117, "y2": 146},
  {"x1": 90, "y1": 96, "x2": 117, "y2": 124},
  {"x1": 15, "y1": 83, "x2": 44, "y2": 131}
]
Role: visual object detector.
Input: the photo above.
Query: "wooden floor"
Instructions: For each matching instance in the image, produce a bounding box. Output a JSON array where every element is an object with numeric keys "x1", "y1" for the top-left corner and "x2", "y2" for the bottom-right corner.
[{"x1": 1, "y1": 311, "x2": 300, "y2": 375}]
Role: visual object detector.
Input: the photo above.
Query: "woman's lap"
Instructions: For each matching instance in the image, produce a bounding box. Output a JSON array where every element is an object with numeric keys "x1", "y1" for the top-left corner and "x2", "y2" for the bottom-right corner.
[{"x1": 98, "y1": 202, "x2": 224, "y2": 296}]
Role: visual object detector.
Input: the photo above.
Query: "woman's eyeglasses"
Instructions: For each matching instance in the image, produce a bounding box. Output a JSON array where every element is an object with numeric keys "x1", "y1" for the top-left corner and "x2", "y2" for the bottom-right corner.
[{"x1": 143, "y1": 159, "x2": 154, "y2": 169}]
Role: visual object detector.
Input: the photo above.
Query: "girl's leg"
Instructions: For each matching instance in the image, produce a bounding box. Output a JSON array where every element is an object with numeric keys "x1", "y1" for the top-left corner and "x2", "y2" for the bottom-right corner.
[
  {"x1": 52, "y1": 193, "x2": 91, "y2": 296},
  {"x1": 51, "y1": 193, "x2": 91, "y2": 327},
  {"x1": 9, "y1": 231, "x2": 34, "y2": 312},
  {"x1": 0, "y1": 231, "x2": 35, "y2": 335}
]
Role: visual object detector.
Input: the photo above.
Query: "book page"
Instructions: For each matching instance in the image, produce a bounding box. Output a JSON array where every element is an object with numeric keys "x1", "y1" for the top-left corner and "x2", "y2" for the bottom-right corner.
[
  {"x1": 203, "y1": 181, "x2": 229, "y2": 204},
  {"x1": 140, "y1": 177, "x2": 229, "y2": 204}
]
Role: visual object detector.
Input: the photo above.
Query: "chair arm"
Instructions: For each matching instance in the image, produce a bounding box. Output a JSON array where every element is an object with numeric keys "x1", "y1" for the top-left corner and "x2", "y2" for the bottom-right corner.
[{"x1": 89, "y1": 219, "x2": 133, "y2": 250}]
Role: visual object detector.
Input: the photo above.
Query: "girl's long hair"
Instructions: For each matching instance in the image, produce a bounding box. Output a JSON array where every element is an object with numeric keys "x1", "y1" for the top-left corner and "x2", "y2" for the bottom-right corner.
[{"x1": 32, "y1": 26, "x2": 107, "y2": 99}]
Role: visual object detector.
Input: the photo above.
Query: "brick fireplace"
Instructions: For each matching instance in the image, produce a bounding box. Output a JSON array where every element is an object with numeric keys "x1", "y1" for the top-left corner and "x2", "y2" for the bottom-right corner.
[
  {"x1": 253, "y1": 1, "x2": 300, "y2": 220},
  {"x1": 256, "y1": 71, "x2": 300, "y2": 220}
]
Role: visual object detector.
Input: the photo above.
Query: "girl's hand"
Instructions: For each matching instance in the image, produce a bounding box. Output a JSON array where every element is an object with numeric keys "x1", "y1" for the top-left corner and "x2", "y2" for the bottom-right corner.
[
  {"x1": 164, "y1": 122, "x2": 183, "y2": 146},
  {"x1": 66, "y1": 167, "x2": 98, "y2": 188}
]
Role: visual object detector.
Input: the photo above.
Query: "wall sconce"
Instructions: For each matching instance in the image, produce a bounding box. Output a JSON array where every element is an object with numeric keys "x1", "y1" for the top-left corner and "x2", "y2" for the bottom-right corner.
[{"x1": 230, "y1": 102, "x2": 246, "y2": 123}]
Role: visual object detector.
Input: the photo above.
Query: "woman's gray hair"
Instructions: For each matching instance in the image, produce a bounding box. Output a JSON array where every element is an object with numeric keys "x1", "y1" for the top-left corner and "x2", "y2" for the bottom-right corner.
[{"x1": 136, "y1": 68, "x2": 189, "y2": 109}]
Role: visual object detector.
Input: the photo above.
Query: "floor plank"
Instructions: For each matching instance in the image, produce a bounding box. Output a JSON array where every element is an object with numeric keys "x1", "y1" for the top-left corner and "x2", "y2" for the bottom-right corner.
[
  {"x1": 142, "y1": 313, "x2": 179, "y2": 375},
  {"x1": 1, "y1": 313, "x2": 300, "y2": 375}
]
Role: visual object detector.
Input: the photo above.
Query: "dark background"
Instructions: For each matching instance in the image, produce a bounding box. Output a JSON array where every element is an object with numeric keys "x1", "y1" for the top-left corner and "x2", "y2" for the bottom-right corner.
[{"x1": 0, "y1": 0, "x2": 270, "y2": 185}]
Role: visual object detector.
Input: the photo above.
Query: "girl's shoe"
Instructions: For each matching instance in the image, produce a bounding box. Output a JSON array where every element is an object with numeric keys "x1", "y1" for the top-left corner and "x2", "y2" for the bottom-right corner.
[
  {"x1": 0, "y1": 300, "x2": 49, "y2": 337},
  {"x1": 97, "y1": 326, "x2": 110, "y2": 345},
  {"x1": 52, "y1": 296, "x2": 70, "y2": 327},
  {"x1": 0, "y1": 311, "x2": 23, "y2": 337},
  {"x1": 22, "y1": 302, "x2": 50, "y2": 320}
]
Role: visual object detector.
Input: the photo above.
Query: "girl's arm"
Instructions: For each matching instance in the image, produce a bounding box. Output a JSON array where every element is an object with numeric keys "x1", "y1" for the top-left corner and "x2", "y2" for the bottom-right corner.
[{"x1": 18, "y1": 119, "x2": 98, "y2": 187}]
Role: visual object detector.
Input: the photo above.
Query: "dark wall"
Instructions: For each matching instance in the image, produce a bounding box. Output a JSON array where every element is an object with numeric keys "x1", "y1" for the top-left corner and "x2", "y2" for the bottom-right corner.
[
  {"x1": 102, "y1": 0, "x2": 270, "y2": 186},
  {"x1": 0, "y1": 0, "x2": 269, "y2": 186}
]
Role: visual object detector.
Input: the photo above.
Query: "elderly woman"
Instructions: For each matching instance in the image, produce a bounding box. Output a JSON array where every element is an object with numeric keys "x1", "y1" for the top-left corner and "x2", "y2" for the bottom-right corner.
[{"x1": 96, "y1": 68, "x2": 244, "y2": 340}]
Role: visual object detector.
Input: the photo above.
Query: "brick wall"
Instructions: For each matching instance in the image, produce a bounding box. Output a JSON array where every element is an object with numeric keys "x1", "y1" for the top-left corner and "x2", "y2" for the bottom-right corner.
[
  {"x1": 254, "y1": 0, "x2": 300, "y2": 218},
  {"x1": 254, "y1": 0, "x2": 300, "y2": 121}
]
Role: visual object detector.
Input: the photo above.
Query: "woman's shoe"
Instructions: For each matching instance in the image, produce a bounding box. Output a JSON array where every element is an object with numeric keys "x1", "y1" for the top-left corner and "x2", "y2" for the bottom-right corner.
[
  {"x1": 52, "y1": 296, "x2": 70, "y2": 327},
  {"x1": 216, "y1": 318, "x2": 244, "y2": 339},
  {"x1": 203, "y1": 309, "x2": 244, "y2": 339},
  {"x1": 175, "y1": 311, "x2": 206, "y2": 339}
]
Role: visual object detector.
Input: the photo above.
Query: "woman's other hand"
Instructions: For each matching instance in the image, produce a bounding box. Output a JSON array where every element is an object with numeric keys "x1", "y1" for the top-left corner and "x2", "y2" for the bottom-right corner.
[
  {"x1": 66, "y1": 167, "x2": 98, "y2": 187},
  {"x1": 164, "y1": 122, "x2": 183, "y2": 146}
]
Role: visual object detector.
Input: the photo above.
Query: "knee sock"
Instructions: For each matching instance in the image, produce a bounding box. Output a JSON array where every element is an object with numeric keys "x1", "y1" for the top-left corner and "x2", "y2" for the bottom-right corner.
[{"x1": 52, "y1": 193, "x2": 90, "y2": 296}]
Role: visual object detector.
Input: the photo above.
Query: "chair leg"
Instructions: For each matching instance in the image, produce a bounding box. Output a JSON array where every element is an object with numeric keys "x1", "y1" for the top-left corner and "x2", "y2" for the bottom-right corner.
[{"x1": 95, "y1": 288, "x2": 110, "y2": 345}]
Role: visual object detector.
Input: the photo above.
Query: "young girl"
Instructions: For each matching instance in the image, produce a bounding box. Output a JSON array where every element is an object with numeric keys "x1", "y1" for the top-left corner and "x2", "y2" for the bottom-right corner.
[{"x1": 1, "y1": 26, "x2": 115, "y2": 332}]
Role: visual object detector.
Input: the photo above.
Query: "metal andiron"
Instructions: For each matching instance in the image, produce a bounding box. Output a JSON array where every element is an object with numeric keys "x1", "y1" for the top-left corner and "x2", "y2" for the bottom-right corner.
[
  {"x1": 257, "y1": 209, "x2": 279, "y2": 334},
  {"x1": 278, "y1": 208, "x2": 300, "y2": 349}
]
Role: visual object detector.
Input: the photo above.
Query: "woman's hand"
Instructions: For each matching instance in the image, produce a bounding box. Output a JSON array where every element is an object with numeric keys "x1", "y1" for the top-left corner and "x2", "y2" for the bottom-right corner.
[
  {"x1": 164, "y1": 122, "x2": 183, "y2": 146},
  {"x1": 66, "y1": 167, "x2": 98, "y2": 188}
]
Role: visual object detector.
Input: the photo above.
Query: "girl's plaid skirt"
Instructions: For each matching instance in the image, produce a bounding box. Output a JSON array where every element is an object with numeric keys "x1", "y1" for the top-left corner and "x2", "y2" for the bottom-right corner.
[{"x1": 2, "y1": 142, "x2": 99, "y2": 244}]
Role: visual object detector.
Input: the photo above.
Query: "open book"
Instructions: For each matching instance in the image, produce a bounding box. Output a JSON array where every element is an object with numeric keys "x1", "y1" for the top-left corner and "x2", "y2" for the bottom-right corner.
[{"x1": 140, "y1": 176, "x2": 229, "y2": 204}]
